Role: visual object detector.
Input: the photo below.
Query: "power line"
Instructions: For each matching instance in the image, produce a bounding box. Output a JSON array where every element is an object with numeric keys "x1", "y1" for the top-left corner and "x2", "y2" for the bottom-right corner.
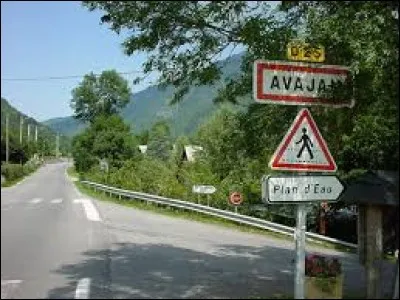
[{"x1": 1, "y1": 70, "x2": 142, "y2": 82}]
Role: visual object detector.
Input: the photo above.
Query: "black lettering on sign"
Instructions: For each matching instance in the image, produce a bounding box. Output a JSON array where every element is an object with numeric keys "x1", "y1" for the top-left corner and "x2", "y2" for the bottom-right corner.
[
  {"x1": 283, "y1": 76, "x2": 292, "y2": 90},
  {"x1": 290, "y1": 46, "x2": 300, "y2": 57},
  {"x1": 314, "y1": 48, "x2": 322, "y2": 58},
  {"x1": 270, "y1": 76, "x2": 280, "y2": 90},
  {"x1": 294, "y1": 77, "x2": 303, "y2": 91},
  {"x1": 318, "y1": 79, "x2": 326, "y2": 94},
  {"x1": 304, "y1": 46, "x2": 311, "y2": 58},
  {"x1": 307, "y1": 79, "x2": 315, "y2": 92}
]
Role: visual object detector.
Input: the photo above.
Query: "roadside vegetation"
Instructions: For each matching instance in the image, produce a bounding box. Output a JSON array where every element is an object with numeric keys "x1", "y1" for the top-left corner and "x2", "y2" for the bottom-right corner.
[
  {"x1": 1, "y1": 158, "x2": 43, "y2": 187},
  {"x1": 68, "y1": 2, "x2": 397, "y2": 255}
]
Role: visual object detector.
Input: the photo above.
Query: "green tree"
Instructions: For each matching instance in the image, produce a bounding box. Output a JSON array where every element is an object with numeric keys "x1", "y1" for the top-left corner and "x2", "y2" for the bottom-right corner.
[
  {"x1": 83, "y1": 1, "x2": 398, "y2": 172},
  {"x1": 135, "y1": 129, "x2": 150, "y2": 145},
  {"x1": 71, "y1": 115, "x2": 137, "y2": 172},
  {"x1": 195, "y1": 106, "x2": 245, "y2": 180},
  {"x1": 278, "y1": 1, "x2": 399, "y2": 171},
  {"x1": 82, "y1": 1, "x2": 294, "y2": 104},
  {"x1": 71, "y1": 70, "x2": 131, "y2": 123},
  {"x1": 147, "y1": 120, "x2": 173, "y2": 161}
]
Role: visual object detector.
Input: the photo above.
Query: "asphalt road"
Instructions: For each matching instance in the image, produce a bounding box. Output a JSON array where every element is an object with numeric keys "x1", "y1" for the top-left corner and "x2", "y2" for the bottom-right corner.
[{"x1": 1, "y1": 162, "x2": 397, "y2": 299}]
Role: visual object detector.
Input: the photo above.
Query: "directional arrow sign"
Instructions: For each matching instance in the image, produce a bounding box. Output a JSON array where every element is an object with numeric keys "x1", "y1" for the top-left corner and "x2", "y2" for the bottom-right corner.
[
  {"x1": 261, "y1": 175, "x2": 345, "y2": 204},
  {"x1": 192, "y1": 185, "x2": 216, "y2": 194}
]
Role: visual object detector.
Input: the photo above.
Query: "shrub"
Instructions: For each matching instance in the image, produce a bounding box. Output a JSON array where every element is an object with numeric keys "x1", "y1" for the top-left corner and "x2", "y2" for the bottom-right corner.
[{"x1": 1, "y1": 163, "x2": 25, "y2": 181}]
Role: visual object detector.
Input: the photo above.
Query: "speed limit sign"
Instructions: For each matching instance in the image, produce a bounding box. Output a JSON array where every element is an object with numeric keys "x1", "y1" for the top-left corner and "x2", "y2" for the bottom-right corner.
[{"x1": 229, "y1": 192, "x2": 243, "y2": 206}]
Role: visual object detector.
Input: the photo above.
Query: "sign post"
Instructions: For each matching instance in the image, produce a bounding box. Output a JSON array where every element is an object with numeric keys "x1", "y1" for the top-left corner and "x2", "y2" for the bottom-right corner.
[
  {"x1": 192, "y1": 185, "x2": 216, "y2": 206},
  {"x1": 229, "y1": 192, "x2": 243, "y2": 214},
  {"x1": 254, "y1": 46, "x2": 350, "y2": 298},
  {"x1": 294, "y1": 201, "x2": 307, "y2": 299}
]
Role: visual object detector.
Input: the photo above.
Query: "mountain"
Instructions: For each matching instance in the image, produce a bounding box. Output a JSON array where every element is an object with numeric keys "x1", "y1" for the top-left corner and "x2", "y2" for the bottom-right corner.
[
  {"x1": 1, "y1": 97, "x2": 53, "y2": 140},
  {"x1": 1, "y1": 97, "x2": 70, "y2": 160},
  {"x1": 44, "y1": 53, "x2": 246, "y2": 138},
  {"x1": 42, "y1": 116, "x2": 86, "y2": 137}
]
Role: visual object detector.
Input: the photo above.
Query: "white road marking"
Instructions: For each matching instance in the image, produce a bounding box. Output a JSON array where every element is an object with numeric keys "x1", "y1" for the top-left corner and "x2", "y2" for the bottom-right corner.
[
  {"x1": 73, "y1": 199, "x2": 101, "y2": 222},
  {"x1": 74, "y1": 278, "x2": 91, "y2": 299},
  {"x1": 50, "y1": 198, "x2": 63, "y2": 204},
  {"x1": 1, "y1": 279, "x2": 22, "y2": 299},
  {"x1": 1, "y1": 280, "x2": 22, "y2": 284},
  {"x1": 30, "y1": 198, "x2": 42, "y2": 204}
]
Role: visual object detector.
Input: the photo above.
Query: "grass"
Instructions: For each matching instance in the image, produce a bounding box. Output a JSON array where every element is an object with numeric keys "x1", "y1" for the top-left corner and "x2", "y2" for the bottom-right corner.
[
  {"x1": 66, "y1": 165, "x2": 79, "y2": 178},
  {"x1": 1, "y1": 176, "x2": 24, "y2": 187},
  {"x1": 68, "y1": 166, "x2": 357, "y2": 253},
  {"x1": 1, "y1": 165, "x2": 39, "y2": 188}
]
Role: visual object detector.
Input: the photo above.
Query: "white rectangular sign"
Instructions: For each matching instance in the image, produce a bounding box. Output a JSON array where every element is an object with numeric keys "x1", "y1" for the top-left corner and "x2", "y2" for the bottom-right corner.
[
  {"x1": 253, "y1": 60, "x2": 353, "y2": 107},
  {"x1": 262, "y1": 175, "x2": 345, "y2": 203},
  {"x1": 192, "y1": 185, "x2": 216, "y2": 194}
]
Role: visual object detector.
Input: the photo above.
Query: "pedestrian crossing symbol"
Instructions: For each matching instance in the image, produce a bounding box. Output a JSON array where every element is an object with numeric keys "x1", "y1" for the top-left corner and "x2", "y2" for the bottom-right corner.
[{"x1": 269, "y1": 108, "x2": 337, "y2": 172}]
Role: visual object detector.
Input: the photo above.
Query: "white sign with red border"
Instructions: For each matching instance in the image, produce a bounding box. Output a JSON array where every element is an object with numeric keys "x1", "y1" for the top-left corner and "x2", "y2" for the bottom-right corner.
[
  {"x1": 253, "y1": 60, "x2": 353, "y2": 107},
  {"x1": 269, "y1": 108, "x2": 337, "y2": 172}
]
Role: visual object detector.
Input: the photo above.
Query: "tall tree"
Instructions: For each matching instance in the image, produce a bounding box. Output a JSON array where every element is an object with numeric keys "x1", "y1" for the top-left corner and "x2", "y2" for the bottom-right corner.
[
  {"x1": 72, "y1": 115, "x2": 137, "y2": 172},
  {"x1": 82, "y1": 1, "x2": 294, "y2": 104},
  {"x1": 83, "y1": 1, "x2": 399, "y2": 171},
  {"x1": 71, "y1": 70, "x2": 131, "y2": 123},
  {"x1": 147, "y1": 120, "x2": 173, "y2": 161}
]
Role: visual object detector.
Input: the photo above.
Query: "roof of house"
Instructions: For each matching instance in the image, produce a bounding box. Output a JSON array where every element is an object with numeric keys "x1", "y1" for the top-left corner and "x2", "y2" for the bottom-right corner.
[
  {"x1": 138, "y1": 145, "x2": 148, "y2": 154},
  {"x1": 183, "y1": 145, "x2": 203, "y2": 162},
  {"x1": 341, "y1": 170, "x2": 399, "y2": 206}
]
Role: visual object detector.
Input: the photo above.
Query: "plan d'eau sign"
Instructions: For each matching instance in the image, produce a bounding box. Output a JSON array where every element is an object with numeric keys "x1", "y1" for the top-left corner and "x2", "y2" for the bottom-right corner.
[{"x1": 253, "y1": 60, "x2": 354, "y2": 107}]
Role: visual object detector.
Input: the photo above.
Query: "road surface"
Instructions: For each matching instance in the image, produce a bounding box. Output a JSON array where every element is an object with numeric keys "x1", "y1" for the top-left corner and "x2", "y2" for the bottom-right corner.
[{"x1": 1, "y1": 162, "x2": 397, "y2": 298}]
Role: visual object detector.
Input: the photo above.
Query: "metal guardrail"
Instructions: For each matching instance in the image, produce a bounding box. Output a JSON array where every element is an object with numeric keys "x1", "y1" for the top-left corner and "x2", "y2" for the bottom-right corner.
[{"x1": 81, "y1": 180, "x2": 358, "y2": 249}]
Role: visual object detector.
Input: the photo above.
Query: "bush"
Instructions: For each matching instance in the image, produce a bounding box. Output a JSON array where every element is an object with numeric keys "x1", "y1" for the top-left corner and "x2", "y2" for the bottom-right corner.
[{"x1": 1, "y1": 163, "x2": 25, "y2": 181}]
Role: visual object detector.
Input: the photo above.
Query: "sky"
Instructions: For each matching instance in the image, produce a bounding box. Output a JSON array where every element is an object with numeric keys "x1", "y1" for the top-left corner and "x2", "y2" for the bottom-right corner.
[{"x1": 1, "y1": 1, "x2": 164, "y2": 121}]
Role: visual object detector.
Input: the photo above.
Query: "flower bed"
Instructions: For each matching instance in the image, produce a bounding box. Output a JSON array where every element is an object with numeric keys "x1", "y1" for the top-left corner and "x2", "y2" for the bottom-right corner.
[{"x1": 305, "y1": 253, "x2": 343, "y2": 299}]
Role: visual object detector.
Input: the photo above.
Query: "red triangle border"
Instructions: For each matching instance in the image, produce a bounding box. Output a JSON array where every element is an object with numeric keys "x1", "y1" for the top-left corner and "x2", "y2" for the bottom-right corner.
[{"x1": 270, "y1": 108, "x2": 337, "y2": 172}]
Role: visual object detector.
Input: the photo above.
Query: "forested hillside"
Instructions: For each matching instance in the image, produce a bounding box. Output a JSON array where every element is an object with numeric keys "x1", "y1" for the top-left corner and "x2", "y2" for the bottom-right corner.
[
  {"x1": 44, "y1": 53, "x2": 245, "y2": 137},
  {"x1": 1, "y1": 97, "x2": 70, "y2": 163}
]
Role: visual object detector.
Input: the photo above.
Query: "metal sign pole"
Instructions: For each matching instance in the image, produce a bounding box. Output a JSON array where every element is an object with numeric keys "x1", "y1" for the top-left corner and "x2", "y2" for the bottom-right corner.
[
  {"x1": 294, "y1": 102, "x2": 307, "y2": 299},
  {"x1": 294, "y1": 201, "x2": 307, "y2": 299}
]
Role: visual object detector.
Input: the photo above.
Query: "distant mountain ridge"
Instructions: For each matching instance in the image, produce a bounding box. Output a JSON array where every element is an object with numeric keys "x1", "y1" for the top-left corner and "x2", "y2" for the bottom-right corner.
[
  {"x1": 1, "y1": 97, "x2": 71, "y2": 160},
  {"x1": 44, "y1": 53, "x2": 246, "y2": 137},
  {"x1": 1, "y1": 97, "x2": 55, "y2": 140}
]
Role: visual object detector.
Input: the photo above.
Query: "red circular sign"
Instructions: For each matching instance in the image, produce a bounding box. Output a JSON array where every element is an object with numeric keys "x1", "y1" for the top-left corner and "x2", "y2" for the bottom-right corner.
[{"x1": 229, "y1": 192, "x2": 243, "y2": 205}]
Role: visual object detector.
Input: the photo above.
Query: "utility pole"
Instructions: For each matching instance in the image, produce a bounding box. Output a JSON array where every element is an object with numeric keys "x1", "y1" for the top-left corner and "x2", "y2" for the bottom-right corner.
[
  {"x1": 35, "y1": 125, "x2": 38, "y2": 142},
  {"x1": 27, "y1": 123, "x2": 31, "y2": 142},
  {"x1": 6, "y1": 114, "x2": 9, "y2": 163},
  {"x1": 20, "y1": 116, "x2": 23, "y2": 144},
  {"x1": 56, "y1": 133, "x2": 59, "y2": 158}
]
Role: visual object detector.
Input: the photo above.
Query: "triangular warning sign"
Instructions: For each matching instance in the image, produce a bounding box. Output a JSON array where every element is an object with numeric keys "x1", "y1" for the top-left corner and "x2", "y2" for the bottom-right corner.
[{"x1": 269, "y1": 108, "x2": 337, "y2": 172}]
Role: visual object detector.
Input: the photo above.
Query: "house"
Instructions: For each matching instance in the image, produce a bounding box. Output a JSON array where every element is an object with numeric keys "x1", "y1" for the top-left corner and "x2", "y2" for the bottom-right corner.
[
  {"x1": 138, "y1": 145, "x2": 148, "y2": 154},
  {"x1": 182, "y1": 145, "x2": 203, "y2": 162}
]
